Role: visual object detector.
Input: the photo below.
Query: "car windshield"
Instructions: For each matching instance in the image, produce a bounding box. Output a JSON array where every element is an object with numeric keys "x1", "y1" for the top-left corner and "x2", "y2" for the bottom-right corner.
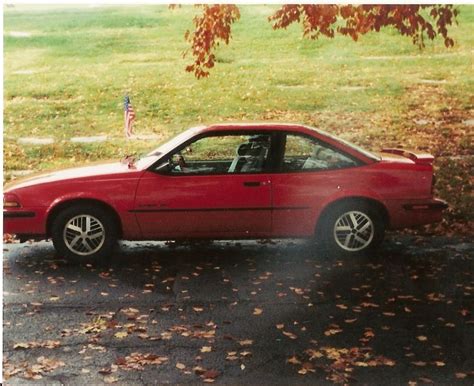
[
  {"x1": 133, "y1": 126, "x2": 205, "y2": 170},
  {"x1": 147, "y1": 126, "x2": 205, "y2": 157}
]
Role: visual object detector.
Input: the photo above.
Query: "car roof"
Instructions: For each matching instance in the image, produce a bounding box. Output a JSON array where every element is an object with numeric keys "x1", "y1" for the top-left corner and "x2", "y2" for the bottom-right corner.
[{"x1": 203, "y1": 122, "x2": 314, "y2": 133}]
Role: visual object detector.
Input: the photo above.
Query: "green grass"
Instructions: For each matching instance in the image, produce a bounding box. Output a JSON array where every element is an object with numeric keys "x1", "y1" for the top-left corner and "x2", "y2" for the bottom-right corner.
[{"x1": 3, "y1": 5, "x2": 474, "y2": 230}]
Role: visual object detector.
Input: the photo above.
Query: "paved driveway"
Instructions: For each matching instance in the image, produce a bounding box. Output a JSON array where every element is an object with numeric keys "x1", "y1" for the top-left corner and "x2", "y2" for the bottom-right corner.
[{"x1": 3, "y1": 235, "x2": 473, "y2": 384}]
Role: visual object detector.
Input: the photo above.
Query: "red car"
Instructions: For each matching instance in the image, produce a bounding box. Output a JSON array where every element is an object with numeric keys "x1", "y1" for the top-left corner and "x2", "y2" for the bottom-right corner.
[{"x1": 4, "y1": 123, "x2": 447, "y2": 261}]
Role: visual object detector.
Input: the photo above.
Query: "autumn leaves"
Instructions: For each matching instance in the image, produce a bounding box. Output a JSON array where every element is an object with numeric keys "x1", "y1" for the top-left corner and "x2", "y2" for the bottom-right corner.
[{"x1": 184, "y1": 5, "x2": 459, "y2": 79}]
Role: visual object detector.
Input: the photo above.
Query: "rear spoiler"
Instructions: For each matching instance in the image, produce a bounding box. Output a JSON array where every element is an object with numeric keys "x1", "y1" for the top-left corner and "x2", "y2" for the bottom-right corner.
[{"x1": 381, "y1": 148, "x2": 435, "y2": 165}]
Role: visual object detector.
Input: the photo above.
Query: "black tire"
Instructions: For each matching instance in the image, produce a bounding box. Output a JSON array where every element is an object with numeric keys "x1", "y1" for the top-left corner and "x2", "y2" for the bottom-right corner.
[
  {"x1": 51, "y1": 204, "x2": 118, "y2": 263},
  {"x1": 317, "y1": 201, "x2": 385, "y2": 257}
]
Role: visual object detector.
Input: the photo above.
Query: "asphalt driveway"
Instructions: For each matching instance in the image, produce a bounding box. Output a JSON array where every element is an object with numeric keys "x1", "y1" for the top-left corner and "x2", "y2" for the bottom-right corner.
[{"x1": 3, "y1": 234, "x2": 473, "y2": 384}]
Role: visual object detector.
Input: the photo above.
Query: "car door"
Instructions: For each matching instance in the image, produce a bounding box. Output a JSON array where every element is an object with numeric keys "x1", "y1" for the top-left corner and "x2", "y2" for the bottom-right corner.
[
  {"x1": 270, "y1": 132, "x2": 363, "y2": 237},
  {"x1": 133, "y1": 132, "x2": 273, "y2": 238}
]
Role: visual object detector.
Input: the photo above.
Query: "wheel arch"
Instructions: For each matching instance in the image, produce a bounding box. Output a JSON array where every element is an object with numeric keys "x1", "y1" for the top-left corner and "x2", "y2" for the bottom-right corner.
[
  {"x1": 315, "y1": 196, "x2": 390, "y2": 236},
  {"x1": 46, "y1": 198, "x2": 123, "y2": 238}
]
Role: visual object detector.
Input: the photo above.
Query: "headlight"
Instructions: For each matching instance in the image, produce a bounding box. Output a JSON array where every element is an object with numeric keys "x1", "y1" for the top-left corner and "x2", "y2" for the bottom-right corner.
[{"x1": 3, "y1": 193, "x2": 21, "y2": 208}]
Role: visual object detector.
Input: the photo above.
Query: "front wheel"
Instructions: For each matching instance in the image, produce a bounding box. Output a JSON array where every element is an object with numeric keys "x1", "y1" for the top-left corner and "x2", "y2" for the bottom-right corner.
[
  {"x1": 51, "y1": 204, "x2": 117, "y2": 263},
  {"x1": 317, "y1": 202, "x2": 385, "y2": 257}
]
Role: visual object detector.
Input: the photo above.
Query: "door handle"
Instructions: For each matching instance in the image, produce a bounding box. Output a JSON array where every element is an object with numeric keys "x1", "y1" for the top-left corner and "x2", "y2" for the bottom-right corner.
[{"x1": 243, "y1": 181, "x2": 261, "y2": 187}]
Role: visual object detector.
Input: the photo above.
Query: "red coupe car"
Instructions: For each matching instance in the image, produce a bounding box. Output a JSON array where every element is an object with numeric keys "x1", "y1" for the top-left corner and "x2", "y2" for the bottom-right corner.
[{"x1": 4, "y1": 123, "x2": 447, "y2": 261}]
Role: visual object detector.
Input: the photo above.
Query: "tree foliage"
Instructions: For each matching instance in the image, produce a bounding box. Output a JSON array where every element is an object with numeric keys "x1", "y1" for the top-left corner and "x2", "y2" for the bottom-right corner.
[
  {"x1": 184, "y1": 4, "x2": 458, "y2": 79},
  {"x1": 184, "y1": 5, "x2": 240, "y2": 79}
]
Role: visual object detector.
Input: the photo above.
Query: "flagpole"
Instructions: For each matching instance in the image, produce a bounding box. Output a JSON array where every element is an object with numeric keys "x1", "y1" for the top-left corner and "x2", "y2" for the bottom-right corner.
[{"x1": 123, "y1": 95, "x2": 136, "y2": 139}]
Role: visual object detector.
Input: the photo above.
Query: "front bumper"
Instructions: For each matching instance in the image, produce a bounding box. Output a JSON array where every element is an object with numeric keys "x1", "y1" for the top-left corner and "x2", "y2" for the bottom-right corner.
[
  {"x1": 3, "y1": 207, "x2": 48, "y2": 236},
  {"x1": 386, "y1": 198, "x2": 448, "y2": 229}
]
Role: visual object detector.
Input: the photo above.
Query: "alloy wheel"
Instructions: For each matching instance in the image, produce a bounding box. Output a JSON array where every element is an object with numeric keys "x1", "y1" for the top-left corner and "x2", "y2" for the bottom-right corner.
[
  {"x1": 63, "y1": 214, "x2": 105, "y2": 256},
  {"x1": 333, "y1": 210, "x2": 374, "y2": 252}
]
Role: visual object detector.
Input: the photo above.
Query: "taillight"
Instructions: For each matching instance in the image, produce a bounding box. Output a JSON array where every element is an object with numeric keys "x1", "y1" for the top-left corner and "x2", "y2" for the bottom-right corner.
[{"x1": 3, "y1": 193, "x2": 21, "y2": 208}]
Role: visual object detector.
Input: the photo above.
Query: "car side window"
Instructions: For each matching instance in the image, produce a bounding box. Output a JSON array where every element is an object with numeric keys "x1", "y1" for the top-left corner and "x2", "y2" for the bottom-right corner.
[
  {"x1": 282, "y1": 134, "x2": 359, "y2": 171},
  {"x1": 163, "y1": 133, "x2": 272, "y2": 175}
]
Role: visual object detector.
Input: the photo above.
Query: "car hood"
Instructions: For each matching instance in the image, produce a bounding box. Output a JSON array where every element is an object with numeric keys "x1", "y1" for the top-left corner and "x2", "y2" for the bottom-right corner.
[{"x1": 4, "y1": 161, "x2": 143, "y2": 192}]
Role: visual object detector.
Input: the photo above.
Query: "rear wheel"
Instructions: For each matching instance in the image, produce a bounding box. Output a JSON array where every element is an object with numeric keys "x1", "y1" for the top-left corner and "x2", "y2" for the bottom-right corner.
[
  {"x1": 51, "y1": 204, "x2": 117, "y2": 262},
  {"x1": 318, "y1": 201, "x2": 385, "y2": 257}
]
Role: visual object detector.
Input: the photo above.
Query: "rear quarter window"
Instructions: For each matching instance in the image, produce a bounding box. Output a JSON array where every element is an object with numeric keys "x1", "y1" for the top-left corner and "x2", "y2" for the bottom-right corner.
[{"x1": 282, "y1": 134, "x2": 361, "y2": 172}]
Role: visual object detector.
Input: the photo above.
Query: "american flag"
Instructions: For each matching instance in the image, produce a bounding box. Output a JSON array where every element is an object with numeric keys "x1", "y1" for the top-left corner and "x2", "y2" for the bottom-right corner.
[{"x1": 123, "y1": 95, "x2": 136, "y2": 138}]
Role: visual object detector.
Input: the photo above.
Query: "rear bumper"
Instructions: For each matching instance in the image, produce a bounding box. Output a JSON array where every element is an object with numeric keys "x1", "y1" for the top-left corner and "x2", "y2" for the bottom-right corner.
[
  {"x1": 3, "y1": 207, "x2": 47, "y2": 236},
  {"x1": 386, "y1": 198, "x2": 448, "y2": 229}
]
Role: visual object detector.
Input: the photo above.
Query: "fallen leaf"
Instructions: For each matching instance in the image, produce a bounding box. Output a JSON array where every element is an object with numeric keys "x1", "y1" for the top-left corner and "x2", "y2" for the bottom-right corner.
[
  {"x1": 13, "y1": 343, "x2": 30, "y2": 349},
  {"x1": 104, "y1": 375, "x2": 118, "y2": 384},
  {"x1": 253, "y1": 308, "x2": 263, "y2": 315},
  {"x1": 360, "y1": 302, "x2": 379, "y2": 308},
  {"x1": 324, "y1": 328, "x2": 342, "y2": 336},
  {"x1": 287, "y1": 356, "x2": 301, "y2": 365},
  {"x1": 306, "y1": 349, "x2": 323, "y2": 359},
  {"x1": 193, "y1": 366, "x2": 205, "y2": 375},
  {"x1": 364, "y1": 330, "x2": 375, "y2": 338},
  {"x1": 202, "y1": 369, "x2": 220, "y2": 379},
  {"x1": 417, "y1": 335, "x2": 428, "y2": 342},
  {"x1": 344, "y1": 318, "x2": 357, "y2": 324},
  {"x1": 176, "y1": 363, "x2": 186, "y2": 370},
  {"x1": 419, "y1": 377, "x2": 434, "y2": 383},
  {"x1": 282, "y1": 331, "x2": 298, "y2": 339},
  {"x1": 239, "y1": 339, "x2": 253, "y2": 346},
  {"x1": 200, "y1": 346, "x2": 212, "y2": 353}
]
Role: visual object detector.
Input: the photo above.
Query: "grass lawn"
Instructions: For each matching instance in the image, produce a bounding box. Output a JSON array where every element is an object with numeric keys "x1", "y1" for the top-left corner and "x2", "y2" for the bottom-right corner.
[{"x1": 3, "y1": 5, "x2": 473, "y2": 232}]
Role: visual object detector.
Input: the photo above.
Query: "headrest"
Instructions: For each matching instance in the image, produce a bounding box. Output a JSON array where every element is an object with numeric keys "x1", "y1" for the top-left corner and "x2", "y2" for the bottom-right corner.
[{"x1": 237, "y1": 143, "x2": 251, "y2": 156}]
